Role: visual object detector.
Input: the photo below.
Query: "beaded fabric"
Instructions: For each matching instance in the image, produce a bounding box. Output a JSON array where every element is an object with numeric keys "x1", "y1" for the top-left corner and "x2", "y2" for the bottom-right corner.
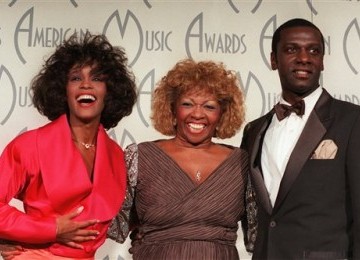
[
  {"x1": 244, "y1": 177, "x2": 258, "y2": 253},
  {"x1": 107, "y1": 143, "x2": 138, "y2": 243}
]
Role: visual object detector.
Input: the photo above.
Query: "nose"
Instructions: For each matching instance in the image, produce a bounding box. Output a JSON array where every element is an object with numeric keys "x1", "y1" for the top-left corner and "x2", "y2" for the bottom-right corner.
[
  {"x1": 296, "y1": 49, "x2": 310, "y2": 63},
  {"x1": 191, "y1": 105, "x2": 205, "y2": 118},
  {"x1": 80, "y1": 77, "x2": 92, "y2": 89}
]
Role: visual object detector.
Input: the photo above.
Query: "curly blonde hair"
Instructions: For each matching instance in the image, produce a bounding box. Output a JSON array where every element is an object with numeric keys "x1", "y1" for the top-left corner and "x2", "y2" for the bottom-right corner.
[{"x1": 151, "y1": 59, "x2": 245, "y2": 139}]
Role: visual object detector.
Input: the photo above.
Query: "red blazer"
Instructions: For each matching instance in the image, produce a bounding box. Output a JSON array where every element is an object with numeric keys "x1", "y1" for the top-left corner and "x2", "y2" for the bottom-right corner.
[{"x1": 0, "y1": 115, "x2": 126, "y2": 258}]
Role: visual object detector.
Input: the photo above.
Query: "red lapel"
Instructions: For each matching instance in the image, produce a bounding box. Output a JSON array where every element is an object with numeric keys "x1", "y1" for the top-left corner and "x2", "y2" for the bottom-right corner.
[{"x1": 38, "y1": 115, "x2": 126, "y2": 220}]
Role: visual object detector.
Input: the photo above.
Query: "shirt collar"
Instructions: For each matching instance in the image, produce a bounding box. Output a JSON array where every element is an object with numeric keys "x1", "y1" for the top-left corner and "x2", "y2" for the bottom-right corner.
[{"x1": 279, "y1": 86, "x2": 323, "y2": 118}]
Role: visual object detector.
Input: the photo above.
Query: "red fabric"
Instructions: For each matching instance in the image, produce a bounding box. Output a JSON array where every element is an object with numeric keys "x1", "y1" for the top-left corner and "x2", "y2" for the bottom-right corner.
[
  {"x1": 11, "y1": 248, "x2": 94, "y2": 260},
  {"x1": 0, "y1": 115, "x2": 126, "y2": 258}
]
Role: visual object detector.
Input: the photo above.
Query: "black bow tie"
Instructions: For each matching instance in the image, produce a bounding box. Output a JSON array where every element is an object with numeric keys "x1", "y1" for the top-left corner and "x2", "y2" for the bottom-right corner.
[{"x1": 274, "y1": 100, "x2": 305, "y2": 121}]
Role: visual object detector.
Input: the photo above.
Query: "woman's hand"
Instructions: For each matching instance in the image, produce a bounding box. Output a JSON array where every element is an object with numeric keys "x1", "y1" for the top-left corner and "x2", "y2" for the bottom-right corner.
[
  {"x1": 56, "y1": 206, "x2": 100, "y2": 249},
  {"x1": 0, "y1": 244, "x2": 23, "y2": 260}
]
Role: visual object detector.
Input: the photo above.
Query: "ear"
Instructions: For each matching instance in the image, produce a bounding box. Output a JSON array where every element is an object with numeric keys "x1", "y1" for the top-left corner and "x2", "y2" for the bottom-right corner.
[{"x1": 270, "y1": 52, "x2": 277, "y2": 70}]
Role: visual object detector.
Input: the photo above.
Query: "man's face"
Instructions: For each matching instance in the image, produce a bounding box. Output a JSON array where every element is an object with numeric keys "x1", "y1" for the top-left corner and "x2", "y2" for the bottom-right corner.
[{"x1": 271, "y1": 26, "x2": 324, "y2": 103}]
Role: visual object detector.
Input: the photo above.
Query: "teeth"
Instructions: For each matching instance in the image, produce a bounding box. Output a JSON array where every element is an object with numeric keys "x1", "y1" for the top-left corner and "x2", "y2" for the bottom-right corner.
[
  {"x1": 77, "y1": 95, "x2": 95, "y2": 102},
  {"x1": 295, "y1": 71, "x2": 308, "y2": 76},
  {"x1": 189, "y1": 123, "x2": 205, "y2": 130}
]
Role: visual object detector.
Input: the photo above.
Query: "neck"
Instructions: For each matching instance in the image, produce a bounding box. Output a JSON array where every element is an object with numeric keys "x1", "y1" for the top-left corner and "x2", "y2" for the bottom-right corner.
[
  {"x1": 70, "y1": 124, "x2": 99, "y2": 146},
  {"x1": 282, "y1": 85, "x2": 320, "y2": 105},
  {"x1": 172, "y1": 137, "x2": 214, "y2": 150}
]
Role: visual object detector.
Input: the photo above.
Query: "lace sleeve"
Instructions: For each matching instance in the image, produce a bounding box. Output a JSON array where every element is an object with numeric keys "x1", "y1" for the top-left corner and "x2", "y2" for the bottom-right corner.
[
  {"x1": 243, "y1": 176, "x2": 258, "y2": 253},
  {"x1": 107, "y1": 143, "x2": 138, "y2": 243}
]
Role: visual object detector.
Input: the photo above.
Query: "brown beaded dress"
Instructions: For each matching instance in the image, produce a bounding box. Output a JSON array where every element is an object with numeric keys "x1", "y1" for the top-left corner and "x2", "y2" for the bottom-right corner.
[{"x1": 108, "y1": 141, "x2": 249, "y2": 260}]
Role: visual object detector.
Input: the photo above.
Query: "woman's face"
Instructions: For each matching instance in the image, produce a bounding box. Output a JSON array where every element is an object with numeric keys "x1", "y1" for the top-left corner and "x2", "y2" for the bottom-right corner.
[
  {"x1": 66, "y1": 64, "x2": 107, "y2": 126},
  {"x1": 174, "y1": 90, "x2": 221, "y2": 146}
]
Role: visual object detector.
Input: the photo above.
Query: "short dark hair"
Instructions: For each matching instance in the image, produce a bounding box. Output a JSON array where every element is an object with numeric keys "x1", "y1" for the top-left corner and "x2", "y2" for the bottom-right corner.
[
  {"x1": 31, "y1": 31, "x2": 137, "y2": 129},
  {"x1": 271, "y1": 18, "x2": 325, "y2": 55}
]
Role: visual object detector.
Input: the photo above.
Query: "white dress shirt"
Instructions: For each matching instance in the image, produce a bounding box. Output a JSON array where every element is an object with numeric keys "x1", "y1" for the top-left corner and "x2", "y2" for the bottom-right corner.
[{"x1": 261, "y1": 87, "x2": 323, "y2": 206}]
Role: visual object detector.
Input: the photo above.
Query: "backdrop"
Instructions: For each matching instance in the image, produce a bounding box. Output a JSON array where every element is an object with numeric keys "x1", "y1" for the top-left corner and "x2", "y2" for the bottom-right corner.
[{"x1": 1, "y1": 1, "x2": 360, "y2": 259}]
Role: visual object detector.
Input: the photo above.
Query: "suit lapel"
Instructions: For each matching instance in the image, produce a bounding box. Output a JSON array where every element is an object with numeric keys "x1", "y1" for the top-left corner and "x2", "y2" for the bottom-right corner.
[
  {"x1": 248, "y1": 112, "x2": 274, "y2": 215},
  {"x1": 273, "y1": 90, "x2": 333, "y2": 212}
]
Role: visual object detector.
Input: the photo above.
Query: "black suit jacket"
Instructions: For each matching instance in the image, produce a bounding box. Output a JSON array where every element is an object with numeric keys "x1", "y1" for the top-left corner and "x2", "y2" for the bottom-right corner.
[{"x1": 241, "y1": 89, "x2": 360, "y2": 259}]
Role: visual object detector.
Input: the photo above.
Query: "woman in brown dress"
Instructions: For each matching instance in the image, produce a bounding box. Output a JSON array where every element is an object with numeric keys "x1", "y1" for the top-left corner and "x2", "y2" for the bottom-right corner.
[{"x1": 108, "y1": 59, "x2": 250, "y2": 260}]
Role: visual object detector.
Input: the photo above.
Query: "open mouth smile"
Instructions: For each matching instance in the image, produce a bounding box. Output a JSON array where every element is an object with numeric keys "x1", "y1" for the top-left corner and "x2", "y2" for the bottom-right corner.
[
  {"x1": 188, "y1": 123, "x2": 206, "y2": 131},
  {"x1": 77, "y1": 94, "x2": 96, "y2": 104}
]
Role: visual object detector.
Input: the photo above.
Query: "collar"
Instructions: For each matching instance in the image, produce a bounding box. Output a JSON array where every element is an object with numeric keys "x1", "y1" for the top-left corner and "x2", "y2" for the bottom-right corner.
[{"x1": 280, "y1": 86, "x2": 323, "y2": 119}]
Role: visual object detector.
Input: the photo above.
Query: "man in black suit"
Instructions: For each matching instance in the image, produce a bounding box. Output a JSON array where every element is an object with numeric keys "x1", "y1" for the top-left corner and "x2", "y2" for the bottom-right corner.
[{"x1": 241, "y1": 18, "x2": 360, "y2": 259}]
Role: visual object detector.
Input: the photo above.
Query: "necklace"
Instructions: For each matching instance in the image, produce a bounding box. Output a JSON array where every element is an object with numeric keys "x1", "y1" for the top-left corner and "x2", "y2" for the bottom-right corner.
[
  {"x1": 72, "y1": 139, "x2": 96, "y2": 149},
  {"x1": 195, "y1": 170, "x2": 201, "y2": 182},
  {"x1": 80, "y1": 142, "x2": 95, "y2": 149}
]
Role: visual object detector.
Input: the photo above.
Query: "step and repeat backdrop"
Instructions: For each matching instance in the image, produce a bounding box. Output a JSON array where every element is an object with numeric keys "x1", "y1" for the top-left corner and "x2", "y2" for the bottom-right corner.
[{"x1": 1, "y1": 1, "x2": 360, "y2": 259}]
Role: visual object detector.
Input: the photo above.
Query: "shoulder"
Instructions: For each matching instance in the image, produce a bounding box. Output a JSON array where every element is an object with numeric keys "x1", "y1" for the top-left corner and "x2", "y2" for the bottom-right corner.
[
  {"x1": 215, "y1": 144, "x2": 248, "y2": 169},
  {"x1": 324, "y1": 97, "x2": 360, "y2": 125},
  {"x1": 219, "y1": 145, "x2": 248, "y2": 158},
  {"x1": 136, "y1": 139, "x2": 170, "y2": 152},
  {"x1": 320, "y1": 89, "x2": 360, "y2": 116},
  {"x1": 131, "y1": 141, "x2": 152, "y2": 152},
  {"x1": 217, "y1": 143, "x2": 239, "y2": 151},
  {"x1": 125, "y1": 142, "x2": 138, "y2": 157},
  {"x1": 124, "y1": 143, "x2": 138, "y2": 187},
  {"x1": 242, "y1": 112, "x2": 273, "y2": 140},
  {"x1": 99, "y1": 127, "x2": 125, "y2": 156},
  {"x1": 0, "y1": 128, "x2": 39, "y2": 162},
  {"x1": 216, "y1": 143, "x2": 246, "y2": 157},
  {"x1": 5, "y1": 128, "x2": 37, "y2": 149},
  {"x1": 246, "y1": 112, "x2": 272, "y2": 128},
  {"x1": 332, "y1": 98, "x2": 360, "y2": 113}
]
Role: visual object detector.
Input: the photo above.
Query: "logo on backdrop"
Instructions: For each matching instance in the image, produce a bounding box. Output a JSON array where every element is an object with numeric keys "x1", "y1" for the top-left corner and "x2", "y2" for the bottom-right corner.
[
  {"x1": 227, "y1": 0, "x2": 317, "y2": 15},
  {"x1": 8, "y1": 0, "x2": 78, "y2": 7},
  {"x1": 70, "y1": 0, "x2": 78, "y2": 7},
  {"x1": 239, "y1": 71, "x2": 267, "y2": 117},
  {"x1": 185, "y1": 12, "x2": 246, "y2": 58},
  {"x1": 306, "y1": 0, "x2": 319, "y2": 15},
  {"x1": 103, "y1": 9, "x2": 172, "y2": 67},
  {"x1": 143, "y1": 0, "x2": 152, "y2": 9},
  {"x1": 344, "y1": 18, "x2": 360, "y2": 74},
  {"x1": 7, "y1": 0, "x2": 16, "y2": 7},
  {"x1": 107, "y1": 128, "x2": 136, "y2": 148},
  {"x1": 0, "y1": 66, "x2": 16, "y2": 125},
  {"x1": 334, "y1": 93, "x2": 360, "y2": 104},
  {"x1": 259, "y1": 15, "x2": 331, "y2": 69},
  {"x1": 227, "y1": 0, "x2": 262, "y2": 13},
  {"x1": 14, "y1": 7, "x2": 86, "y2": 64},
  {"x1": 259, "y1": 15, "x2": 276, "y2": 70},
  {"x1": 136, "y1": 69, "x2": 155, "y2": 127}
]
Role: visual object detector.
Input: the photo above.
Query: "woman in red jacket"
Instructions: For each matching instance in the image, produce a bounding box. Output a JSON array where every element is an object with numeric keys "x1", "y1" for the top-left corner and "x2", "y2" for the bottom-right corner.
[{"x1": 0, "y1": 32, "x2": 137, "y2": 259}]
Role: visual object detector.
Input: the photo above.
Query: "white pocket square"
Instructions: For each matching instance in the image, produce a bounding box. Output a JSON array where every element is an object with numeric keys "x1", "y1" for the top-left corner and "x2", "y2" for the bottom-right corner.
[{"x1": 311, "y1": 139, "x2": 338, "y2": 159}]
